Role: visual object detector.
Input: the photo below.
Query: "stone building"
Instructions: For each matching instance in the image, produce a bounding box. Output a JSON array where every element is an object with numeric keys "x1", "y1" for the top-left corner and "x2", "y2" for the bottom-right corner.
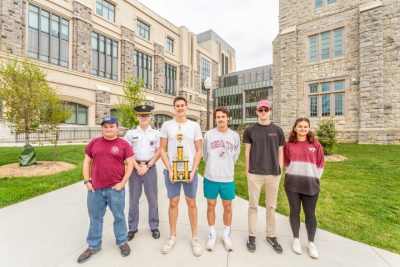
[
  {"x1": 0, "y1": 0, "x2": 235, "y2": 138},
  {"x1": 273, "y1": 0, "x2": 400, "y2": 144}
]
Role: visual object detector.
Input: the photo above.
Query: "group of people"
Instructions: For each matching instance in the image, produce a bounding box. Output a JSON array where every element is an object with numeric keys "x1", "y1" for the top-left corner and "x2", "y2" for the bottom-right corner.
[{"x1": 77, "y1": 96, "x2": 325, "y2": 264}]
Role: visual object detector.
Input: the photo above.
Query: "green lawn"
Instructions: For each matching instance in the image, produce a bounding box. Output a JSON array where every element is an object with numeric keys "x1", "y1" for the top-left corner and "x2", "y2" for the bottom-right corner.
[
  {"x1": 199, "y1": 144, "x2": 400, "y2": 254},
  {"x1": 0, "y1": 145, "x2": 85, "y2": 208}
]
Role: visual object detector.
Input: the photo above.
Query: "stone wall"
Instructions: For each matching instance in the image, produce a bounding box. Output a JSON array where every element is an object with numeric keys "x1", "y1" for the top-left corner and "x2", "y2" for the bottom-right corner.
[
  {"x1": 95, "y1": 90, "x2": 111, "y2": 125},
  {"x1": 120, "y1": 26, "x2": 135, "y2": 82},
  {"x1": 274, "y1": 0, "x2": 400, "y2": 144},
  {"x1": 153, "y1": 43, "x2": 165, "y2": 94},
  {"x1": 72, "y1": 1, "x2": 92, "y2": 74},
  {"x1": 0, "y1": 0, "x2": 25, "y2": 55},
  {"x1": 179, "y1": 65, "x2": 190, "y2": 91}
]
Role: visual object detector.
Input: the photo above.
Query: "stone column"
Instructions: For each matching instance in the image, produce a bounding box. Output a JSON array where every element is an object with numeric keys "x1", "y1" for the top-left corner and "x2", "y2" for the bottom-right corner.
[
  {"x1": 272, "y1": 35, "x2": 281, "y2": 125},
  {"x1": 72, "y1": 1, "x2": 92, "y2": 74},
  {"x1": 274, "y1": 29, "x2": 298, "y2": 132},
  {"x1": 153, "y1": 43, "x2": 165, "y2": 93},
  {"x1": 95, "y1": 89, "x2": 111, "y2": 125},
  {"x1": 120, "y1": 26, "x2": 135, "y2": 82},
  {"x1": 179, "y1": 65, "x2": 190, "y2": 91},
  {"x1": 358, "y1": 3, "x2": 385, "y2": 143},
  {"x1": 0, "y1": 0, "x2": 25, "y2": 55}
]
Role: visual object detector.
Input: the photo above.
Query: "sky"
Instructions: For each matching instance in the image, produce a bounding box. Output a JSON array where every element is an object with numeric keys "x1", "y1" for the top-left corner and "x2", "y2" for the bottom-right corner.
[{"x1": 138, "y1": 0, "x2": 280, "y2": 71}]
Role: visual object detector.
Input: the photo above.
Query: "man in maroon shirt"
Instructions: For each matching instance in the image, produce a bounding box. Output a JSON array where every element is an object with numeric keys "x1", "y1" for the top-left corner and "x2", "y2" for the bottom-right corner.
[{"x1": 77, "y1": 117, "x2": 135, "y2": 264}]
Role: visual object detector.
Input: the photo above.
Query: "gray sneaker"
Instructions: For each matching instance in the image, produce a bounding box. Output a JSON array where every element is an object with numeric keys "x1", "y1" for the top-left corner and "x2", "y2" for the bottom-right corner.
[
  {"x1": 77, "y1": 248, "x2": 101, "y2": 263},
  {"x1": 119, "y1": 243, "x2": 131, "y2": 257}
]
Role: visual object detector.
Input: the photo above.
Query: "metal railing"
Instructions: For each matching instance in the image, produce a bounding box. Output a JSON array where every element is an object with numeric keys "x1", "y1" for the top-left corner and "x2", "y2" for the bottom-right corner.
[{"x1": 0, "y1": 127, "x2": 128, "y2": 144}]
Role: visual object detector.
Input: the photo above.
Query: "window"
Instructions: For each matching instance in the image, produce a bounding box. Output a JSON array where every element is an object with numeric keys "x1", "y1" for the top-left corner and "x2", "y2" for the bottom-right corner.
[
  {"x1": 315, "y1": 0, "x2": 324, "y2": 8},
  {"x1": 110, "y1": 108, "x2": 118, "y2": 118},
  {"x1": 223, "y1": 75, "x2": 238, "y2": 87},
  {"x1": 96, "y1": 0, "x2": 115, "y2": 22},
  {"x1": 309, "y1": 80, "x2": 345, "y2": 117},
  {"x1": 153, "y1": 114, "x2": 171, "y2": 129},
  {"x1": 245, "y1": 88, "x2": 271, "y2": 103},
  {"x1": 315, "y1": 0, "x2": 336, "y2": 8},
  {"x1": 201, "y1": 59, "x2": 211, "y2": 94},
  {"x1": 221, "y1": 54, "x2": 229, "y2": 75},
  {"x1": 309, "y1": 28, "x2": 344, "y2": 62},
  {"x1": 28, "y1": 5, "x2": 69, "y2": 67},
  {"x1": 165, "y1": 63, "x2": 177, "y2": 95},
  {"x1": 134, "y1": 50, "x2": 152, "y2": 89},
  {"x1": 137, "y1": 20, "x2": 150, "y2": 40},
  {"x1": 64, "y1": 103, "x2": 88, "y2": 125},
  {"x1": 91, "y1": 32, "x2": 118, "y2": 80},
  {"x1": 166, "y1": 37, "x2": 174, "y2": 53}
]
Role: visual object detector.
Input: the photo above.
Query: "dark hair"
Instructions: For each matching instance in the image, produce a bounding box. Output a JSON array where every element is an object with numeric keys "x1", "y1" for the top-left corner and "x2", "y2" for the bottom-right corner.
[
  {"x1": 173, "y1": 96, "x2": 187, "y2": 106},
  {"x1": 213, "y1": 106, "x2": 230, "y2": 119},
  {"x1": 288, "y1": 118, "x2": 315, "y2": 143}
]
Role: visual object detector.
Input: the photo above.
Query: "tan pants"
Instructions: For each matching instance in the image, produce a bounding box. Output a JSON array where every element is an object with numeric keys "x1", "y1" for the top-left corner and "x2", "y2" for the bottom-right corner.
[{"x1": 247, "y1": 173, "x2": 281, "y2": 237}]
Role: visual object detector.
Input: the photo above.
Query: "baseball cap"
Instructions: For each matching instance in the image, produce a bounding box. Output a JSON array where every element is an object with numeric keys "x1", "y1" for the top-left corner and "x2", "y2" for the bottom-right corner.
[
  {"x1": 256, "y1": 100, "x2": 271, "y2": 109},
  {"x1": 101, "y1": 116, "x2": 118, "y2": 126}
]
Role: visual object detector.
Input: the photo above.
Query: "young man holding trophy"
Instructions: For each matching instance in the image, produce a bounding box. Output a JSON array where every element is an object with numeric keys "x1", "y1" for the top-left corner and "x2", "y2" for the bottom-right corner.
[{"x1": 159, "y1": 96, "x2": 203, "y2": 257}]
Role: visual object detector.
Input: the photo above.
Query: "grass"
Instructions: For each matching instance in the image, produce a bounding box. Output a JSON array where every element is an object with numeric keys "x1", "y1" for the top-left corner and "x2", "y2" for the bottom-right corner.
[
  {"x1": 198, "y1": 144, "x2": 400, "y2": 254},
  {"x1": 0, "y1": 145, "x2": 85, "y2": 208}
]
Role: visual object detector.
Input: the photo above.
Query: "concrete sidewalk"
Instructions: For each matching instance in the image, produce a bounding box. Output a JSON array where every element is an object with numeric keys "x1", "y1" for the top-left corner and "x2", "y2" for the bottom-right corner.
[{"x1": 0, "y1": 163, "x2": 398, "y2": 267}]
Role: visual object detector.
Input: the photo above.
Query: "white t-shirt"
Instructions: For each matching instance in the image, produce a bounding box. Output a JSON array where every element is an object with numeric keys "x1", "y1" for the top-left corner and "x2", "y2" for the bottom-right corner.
[{"x1": 160, "y1": 119, "x2": 203, "y2": 170}]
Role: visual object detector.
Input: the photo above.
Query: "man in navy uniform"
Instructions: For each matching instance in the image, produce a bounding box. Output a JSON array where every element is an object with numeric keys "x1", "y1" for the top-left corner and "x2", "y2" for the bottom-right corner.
[{"x1": 124, "y1": 104, "x2": 161, "y2": 240}]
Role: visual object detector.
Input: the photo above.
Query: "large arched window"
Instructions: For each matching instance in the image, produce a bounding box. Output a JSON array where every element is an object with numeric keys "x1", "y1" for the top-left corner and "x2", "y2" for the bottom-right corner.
[
  {"x1": 153, "y1": 114, "x2": 171, "y2": 129},
  {"x1": 64, "y1": 102, "x2": 88, "y2": 125}
]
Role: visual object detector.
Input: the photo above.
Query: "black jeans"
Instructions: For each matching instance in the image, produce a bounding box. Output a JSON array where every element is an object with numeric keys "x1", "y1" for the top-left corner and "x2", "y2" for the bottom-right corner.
[{"x1": 285, "y1": 190, "x2": 319, "y2": 242}]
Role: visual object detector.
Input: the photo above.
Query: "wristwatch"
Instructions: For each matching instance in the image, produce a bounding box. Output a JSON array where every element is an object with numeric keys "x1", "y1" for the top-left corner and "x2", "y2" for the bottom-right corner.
[
  {"x1": 146, "y1": 163, "x2": 152, "y2": 168},
  {"x1": 84, "y1": 179, "x2": 92, "y2": 184}
]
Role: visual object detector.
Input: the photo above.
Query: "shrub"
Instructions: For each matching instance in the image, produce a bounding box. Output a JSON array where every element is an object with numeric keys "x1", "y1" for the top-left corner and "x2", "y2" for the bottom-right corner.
[{"x1": 316, "y1": 119, "x2": 337, "y2": 155}]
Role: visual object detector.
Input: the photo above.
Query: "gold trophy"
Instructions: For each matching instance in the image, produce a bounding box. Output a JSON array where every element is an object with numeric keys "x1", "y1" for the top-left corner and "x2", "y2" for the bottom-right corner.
[{"x1": 172, "y1": 127, "x2": 189, "y2": 182}]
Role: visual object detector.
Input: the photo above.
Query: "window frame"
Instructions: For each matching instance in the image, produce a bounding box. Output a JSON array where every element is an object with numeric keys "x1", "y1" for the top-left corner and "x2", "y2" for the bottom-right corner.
[
  {"x1": 308, "y1": 27, "x2": 344, "y2": 63},
  {"x1": 96, "y1": 0, "x2": 115, "y2": 22},
  {"x1": 308, "y1": 80, "x2": 345, "y2": 117},
  {"x1": 136, "y1": 19, "x2": 150, "y2": 41},
  {"x1": 166, "y1": 37, "x2": 174, "y2": 53},
  {"x1": 28, "y1": 4, "x2": 69, "y2": 67},
  {"x1": 91, "y1": 32, "x2": 118, "y2": 81}
]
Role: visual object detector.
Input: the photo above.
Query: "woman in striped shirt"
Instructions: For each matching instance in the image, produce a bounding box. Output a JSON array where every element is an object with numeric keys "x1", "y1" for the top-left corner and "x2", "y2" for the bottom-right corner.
[{"x1": 284, "y1": 118, "x2": 325, "y2": 259}]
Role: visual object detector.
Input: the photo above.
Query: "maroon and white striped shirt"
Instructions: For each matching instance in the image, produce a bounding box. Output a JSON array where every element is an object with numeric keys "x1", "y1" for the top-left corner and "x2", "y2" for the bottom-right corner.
[{"x1": 284, "y1": 140, "x2": 325, "y2": 196}]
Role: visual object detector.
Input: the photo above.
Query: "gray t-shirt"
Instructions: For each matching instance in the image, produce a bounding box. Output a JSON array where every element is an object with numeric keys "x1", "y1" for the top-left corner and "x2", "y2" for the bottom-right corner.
[
  {"x1": 203, "y1": 128, "x2": 241, "y2": 183},
  {"x1": 243, "y1": 123, "x2": 286, "y2": 175}
]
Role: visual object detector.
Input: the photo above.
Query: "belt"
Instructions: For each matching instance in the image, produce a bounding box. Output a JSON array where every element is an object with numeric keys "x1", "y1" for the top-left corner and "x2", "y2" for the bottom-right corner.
[{"x1": 136, "y1": 160, "x2": 150, "y2": 165}]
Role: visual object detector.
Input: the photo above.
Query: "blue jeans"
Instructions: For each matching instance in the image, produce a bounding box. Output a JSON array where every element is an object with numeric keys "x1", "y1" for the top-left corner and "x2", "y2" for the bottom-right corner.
[{"x1": 86, "y1": 188, "x2": 127, "y2": 250}]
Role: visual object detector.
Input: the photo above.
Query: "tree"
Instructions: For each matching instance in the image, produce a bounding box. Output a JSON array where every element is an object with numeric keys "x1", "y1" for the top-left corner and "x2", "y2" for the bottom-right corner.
[
  {"x1": 114, "y1": 75, "x2": 146, "y2": 129},
  {"x1": 0, "y1": 59, "x2": 70, "y2": 145},
  {"x1": 315, "y1": 119, "x2": 337, "y2": 155}
]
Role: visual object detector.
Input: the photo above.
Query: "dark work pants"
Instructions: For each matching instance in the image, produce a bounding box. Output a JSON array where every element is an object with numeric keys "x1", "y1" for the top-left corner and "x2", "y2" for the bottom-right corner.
[
  {"x1": 128, "y1": 166, "x2": 159, "y2": 231},
  {"x1": 285, "y1": 190, "x2": 319, "y2": 242}
]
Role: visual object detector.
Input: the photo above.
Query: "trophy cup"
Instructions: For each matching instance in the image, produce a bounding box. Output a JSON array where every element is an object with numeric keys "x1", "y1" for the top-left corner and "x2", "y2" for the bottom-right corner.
[{"x1": 172, "y1": 128, "x2": 189, "y2": 182}]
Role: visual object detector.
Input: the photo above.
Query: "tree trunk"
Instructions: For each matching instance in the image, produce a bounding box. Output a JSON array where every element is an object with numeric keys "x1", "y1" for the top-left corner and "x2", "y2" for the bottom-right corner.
[{"x1": 53, "y1": 132, "x2": 58, "y2": 161}]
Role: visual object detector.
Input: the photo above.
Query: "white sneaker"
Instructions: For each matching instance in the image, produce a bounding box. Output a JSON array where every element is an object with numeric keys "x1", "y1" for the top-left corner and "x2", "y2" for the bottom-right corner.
[
  {"x1": 192, "y1": 237, "x2": 203, "y2": 257},
  {"x1": 161, "y1": 236, "x2": 176, "y2": 254},
  {"x1": 223, "y1": 235, "x2": 234, "y2": 252},
  {"x1": 308, "y1": 242, "x2": 319, "y2": 259},
  {"x1": 292, "y1": 238, "x2": 302, "y2": 254},
  {"x1": 206, "y1": 234, "x2": 216, "y2": 251}
]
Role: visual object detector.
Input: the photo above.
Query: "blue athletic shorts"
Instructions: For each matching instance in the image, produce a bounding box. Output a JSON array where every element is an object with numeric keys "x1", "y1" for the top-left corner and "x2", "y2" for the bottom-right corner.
[
  {"x1": 163, "y1": 169, "x2": 198, "y2": 199},
  {"x1": 203, "y1": 177, "x2": 235, "y2": 200}
]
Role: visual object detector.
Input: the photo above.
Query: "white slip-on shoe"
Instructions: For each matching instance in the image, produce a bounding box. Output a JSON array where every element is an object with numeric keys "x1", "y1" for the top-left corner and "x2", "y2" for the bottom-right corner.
[
  {"x1": 308, "y1": 242, "x2": 319, "y2": 259},
  {"x1": 223, "y1": 235, "x2": 234, "y2": 252},
  {"x1": 206, "y1": 234, "x2": 216, "y2": 251},
  {"x1": 192, "y1": 237, "x2": 203, "y2": 257},
  {"x1": 161, "y1": 236, "x2": 176, "y2": 254},
  {"x1": 292, "y1": 238, "x2": 302, "y2": 255}
]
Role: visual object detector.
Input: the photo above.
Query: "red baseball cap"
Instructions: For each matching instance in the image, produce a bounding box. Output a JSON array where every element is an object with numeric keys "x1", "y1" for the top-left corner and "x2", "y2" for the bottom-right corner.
[{"x1": 256, "y1": 100, "x2": 271, "y2": 109}]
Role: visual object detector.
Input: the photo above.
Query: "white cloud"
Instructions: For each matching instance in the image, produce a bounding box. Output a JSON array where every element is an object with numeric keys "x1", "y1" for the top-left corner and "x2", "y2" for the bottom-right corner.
[{"x1": 137, "y1": 0, "x2": 279, "y2": 71}]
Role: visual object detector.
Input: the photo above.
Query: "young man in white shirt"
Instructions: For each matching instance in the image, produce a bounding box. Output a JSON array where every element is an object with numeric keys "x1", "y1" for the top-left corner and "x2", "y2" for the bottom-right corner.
[
  {"x1": 203, "y1": 107, "x2": 240, "y2": 252},
  {"x1": 159, "y1": 96, "x2": 203, "y2": 257}
]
